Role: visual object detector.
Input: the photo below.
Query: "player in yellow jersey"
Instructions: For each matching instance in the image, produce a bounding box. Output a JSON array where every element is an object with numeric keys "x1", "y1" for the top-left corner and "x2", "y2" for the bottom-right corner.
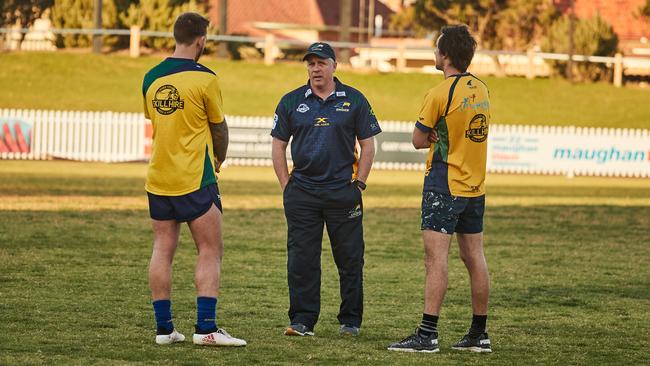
[
  {"x1": 142, "y1": 12, "x2": 245, "y2": 347},
  {"x1": 388, "y1": 25, "x2": 492, "y2": 353}
]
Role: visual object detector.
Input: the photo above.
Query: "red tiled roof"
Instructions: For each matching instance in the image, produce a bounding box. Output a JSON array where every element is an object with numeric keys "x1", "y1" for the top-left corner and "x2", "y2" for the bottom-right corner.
[
  {"x1": 555, "y1": 0, "x2": 650, "y2": 41},
  {"x1": 209, "y1": 0, "x2": 395, "y2": 38}
]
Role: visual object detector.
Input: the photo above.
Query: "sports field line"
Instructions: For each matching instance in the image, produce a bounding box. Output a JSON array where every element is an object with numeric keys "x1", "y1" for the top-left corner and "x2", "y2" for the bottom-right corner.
[{"x1": 2, "y1": 195, "x2": 649, "y2": 211}]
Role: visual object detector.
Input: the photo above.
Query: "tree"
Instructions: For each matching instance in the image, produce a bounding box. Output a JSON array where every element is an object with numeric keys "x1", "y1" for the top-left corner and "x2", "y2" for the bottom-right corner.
[
  {"x1": 50, "y1": 0, "x2": 119, "y2": 48},
  {"x1": 642, "y1": 0, "x2": 650, "y2": 17},
  {"x1": 390, "y1": 0, "x2": 559, "y2": 50},
  {"x1": 120, "y1": 0, "x2": 207, "y2": 50},
  {"x1": 542, "y1": 14, "x2": 618, "y2": 82},
  {"x1": 493, "y1": 0, "x2": 559, "y2": 50}
]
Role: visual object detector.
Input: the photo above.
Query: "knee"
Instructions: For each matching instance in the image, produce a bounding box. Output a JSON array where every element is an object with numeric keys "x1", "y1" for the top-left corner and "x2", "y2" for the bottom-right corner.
[
  {"x1": 459, "y1": 250, "x2": 484, "y2": 268},
  {"x1": 423, "y1": 253, "x2": 446, "y2": 272}
]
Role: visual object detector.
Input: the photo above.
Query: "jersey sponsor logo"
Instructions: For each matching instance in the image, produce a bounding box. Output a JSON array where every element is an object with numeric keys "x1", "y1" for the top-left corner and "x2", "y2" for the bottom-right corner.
[
  {"x1": 465, "y1": 114, "x2": 488, "y2": 143},
  {"x1": 460, "y1": 94, "x2": 489, "y2": 112},
  {"x1": 297, "y1": 103, "x2": 310, "y2": 113},
  {"x1": 314, "y1": 117, "x2": 330, "y2": 127},
  {"x1": 336, "y1": 91, "x2": 346, "y2": 97},
  {"x1": 152, "y1": 85, "x2": 184, "y2": 115},
  {"x1": 304, "y1": 89, "x2": 312, "y2": 98},
  {"x1": 467, "y1": 79, "x2": 477, "y2": 89},
  {"x1": 273, "y1": 113, "x2": 278, "y2": 129},
  {"x1": 334, "y1": 101, "x2": 351, "y2": 112}
]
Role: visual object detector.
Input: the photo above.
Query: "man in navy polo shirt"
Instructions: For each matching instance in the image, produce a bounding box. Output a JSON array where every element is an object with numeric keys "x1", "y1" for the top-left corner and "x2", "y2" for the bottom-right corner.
[{"x1": 271, "y1": 42, "x2": 381, "y2": 337}]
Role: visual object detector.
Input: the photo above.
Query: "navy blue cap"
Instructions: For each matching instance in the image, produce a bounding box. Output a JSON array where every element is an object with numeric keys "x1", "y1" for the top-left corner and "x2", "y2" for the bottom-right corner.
[{"x1": 303, "y1": 42, "x2": 336, "y2": 61}]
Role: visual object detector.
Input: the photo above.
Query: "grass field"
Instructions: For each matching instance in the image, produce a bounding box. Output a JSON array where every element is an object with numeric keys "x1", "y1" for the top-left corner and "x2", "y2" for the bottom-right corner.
[
  {"x1": 1, "y1": 161, "x2": 649, "y2": 365},
  {"x1": 1, "y1": 52, "x2": 649, "y2": 128}
]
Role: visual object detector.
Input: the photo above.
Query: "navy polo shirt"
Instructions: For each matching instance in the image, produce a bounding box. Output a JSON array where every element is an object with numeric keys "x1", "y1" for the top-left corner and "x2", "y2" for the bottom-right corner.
[{"x1": 271, "y1": 78, "x2": 382, "y2": 189}]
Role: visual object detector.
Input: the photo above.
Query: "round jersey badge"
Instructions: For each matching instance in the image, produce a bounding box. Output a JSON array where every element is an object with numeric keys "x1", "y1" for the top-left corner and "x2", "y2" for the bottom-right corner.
[{"x1": 152, "y1": 85, "x2": 185, "y2": 115}]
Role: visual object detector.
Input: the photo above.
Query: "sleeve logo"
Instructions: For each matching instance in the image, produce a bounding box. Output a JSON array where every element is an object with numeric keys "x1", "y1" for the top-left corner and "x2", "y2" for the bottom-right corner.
[{"x1": 152, "y1": 85, "x2": 184, "y2": 115}]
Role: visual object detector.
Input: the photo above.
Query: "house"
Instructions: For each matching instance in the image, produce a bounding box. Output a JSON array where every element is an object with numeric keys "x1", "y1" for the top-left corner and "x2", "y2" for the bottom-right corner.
[{"x1": 208, "y1": 0, "x2": 399, "y2": 43}]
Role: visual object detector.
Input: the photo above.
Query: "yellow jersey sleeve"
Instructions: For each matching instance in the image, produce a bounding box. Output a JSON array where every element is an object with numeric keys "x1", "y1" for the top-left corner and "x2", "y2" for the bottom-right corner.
[
  {"x1": 205, "y1": 77, "x2": 224, "y2": 124},
  {"x1": 417, "y1": 87, "x2": 446, "y2": 130}
]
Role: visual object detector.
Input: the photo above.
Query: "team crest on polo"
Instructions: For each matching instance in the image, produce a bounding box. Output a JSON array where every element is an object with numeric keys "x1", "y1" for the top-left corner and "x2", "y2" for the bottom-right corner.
[
  {"x1": 152, "y1": 85, "x2": 184, "y2": 115},
  {"x1": 465, "y1": 114, "x2": 488, "y2": 142},
  {"x1": 297, "y1": 103, "x2": 310, "y2": 113},
  {"x1": 314, "y1": 117, "x2": 330, "y2": 127},
  {"x1": 334, "y1": 101, "x2": 351, "y2": 112}
]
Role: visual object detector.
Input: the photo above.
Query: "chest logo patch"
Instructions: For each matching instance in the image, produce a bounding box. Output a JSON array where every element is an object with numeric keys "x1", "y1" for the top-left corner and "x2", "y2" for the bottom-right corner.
[
  {"x1": 465, "y1": 114, "x2": 488, "y2": 143},
  {"x1": 152, "y1": 85, "x2": 184, "y2": 115},
  {"x1": 314, "y1": 117, "x2": 330, "y2": 127},
  {"x1": 335, "y1": 101, "x2": 351, "y2": 112},
  {"x1": 297, "y1": 103, "x2": 310, "y2": 113}
]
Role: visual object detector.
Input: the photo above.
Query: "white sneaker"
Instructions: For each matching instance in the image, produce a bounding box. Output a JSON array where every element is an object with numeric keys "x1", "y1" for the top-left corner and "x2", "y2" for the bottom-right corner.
[
  {"x1": 155, "y1": 329, "x2": 186, "y2": 345},
  {"x1": 193, "y1": 328, "x2": 247, "y2": 347}
]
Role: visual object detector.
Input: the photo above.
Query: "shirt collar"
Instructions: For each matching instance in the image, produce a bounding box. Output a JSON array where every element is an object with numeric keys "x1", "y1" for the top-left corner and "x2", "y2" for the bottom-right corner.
[{"x1": 304, "y1": 77, "x2": 346, "y2": 99}]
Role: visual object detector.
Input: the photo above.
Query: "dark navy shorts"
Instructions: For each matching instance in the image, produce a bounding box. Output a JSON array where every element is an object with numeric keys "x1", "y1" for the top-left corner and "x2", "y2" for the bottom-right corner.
[
  {"x1": 421, "y1": 191, "x2": 485, "y2": 234},
  {"x1": 147, "y1": 183, "x2": 222, "y2": 222}
]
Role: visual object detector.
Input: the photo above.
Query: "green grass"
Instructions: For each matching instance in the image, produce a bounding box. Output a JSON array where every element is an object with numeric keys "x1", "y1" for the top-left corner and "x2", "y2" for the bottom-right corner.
[
  {"x1": 0, "y1": 52, "x2": 649, "y2": 128},
  {"x1": 1, "y1": 161, "x2": 649, "y2": 365}
]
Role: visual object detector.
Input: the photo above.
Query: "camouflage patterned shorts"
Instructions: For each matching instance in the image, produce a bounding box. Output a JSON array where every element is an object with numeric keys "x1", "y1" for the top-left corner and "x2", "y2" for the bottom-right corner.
[{"x1": 420, "y1": 191, "x2": 485, "y2": 234}]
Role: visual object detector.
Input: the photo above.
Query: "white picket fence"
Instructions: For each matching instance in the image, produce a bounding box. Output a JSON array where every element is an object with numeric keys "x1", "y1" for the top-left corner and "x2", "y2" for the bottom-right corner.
[
  {"x1": 1, "y1": 108, "x2": 649, "y2": 178},
  {"x1": 0, "y1": 109, "x2": 145, "y2": 162}
]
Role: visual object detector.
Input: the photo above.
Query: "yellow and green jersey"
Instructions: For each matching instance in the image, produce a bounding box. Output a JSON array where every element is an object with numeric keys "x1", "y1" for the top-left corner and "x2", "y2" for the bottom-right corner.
[
  {"x1": 416, "y1": 73, "x2": 490, "y2": 197},
  {"x1": 142, "y1": 57, "x2": 225, "y2": 196}
]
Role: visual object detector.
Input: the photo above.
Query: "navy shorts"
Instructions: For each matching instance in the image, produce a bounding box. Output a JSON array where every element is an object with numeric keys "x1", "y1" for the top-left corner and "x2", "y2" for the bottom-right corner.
[
  {"x1": 147, "y1": 184, "x2": 222, "y2": 222},
  {"x1": 421, "y1": 191, "x2": 485, "y2": 234}
]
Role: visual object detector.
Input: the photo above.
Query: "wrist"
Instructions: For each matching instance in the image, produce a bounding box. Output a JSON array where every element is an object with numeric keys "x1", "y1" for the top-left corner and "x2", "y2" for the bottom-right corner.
[{"x1": 353, "y1": 179, "x2": 367, "y2": 191}]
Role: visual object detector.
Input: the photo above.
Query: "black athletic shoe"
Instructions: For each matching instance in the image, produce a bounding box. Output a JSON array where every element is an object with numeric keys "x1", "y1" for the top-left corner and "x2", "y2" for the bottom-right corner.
[
  {"x1": 451, "y1": 332, "x2": 492, "y2": 353},
  {"x1": 387, "y1": 330, "x2": 439, "y2": 353}
]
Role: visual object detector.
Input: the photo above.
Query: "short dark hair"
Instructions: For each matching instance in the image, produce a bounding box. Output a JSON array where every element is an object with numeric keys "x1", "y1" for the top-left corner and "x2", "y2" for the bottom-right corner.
[
  {"x1": 437, "y1": 25, "x2": 477, "y2": 72},
  {"x1": 173, "y1": 12, "x2": 209, "y2": 45}
]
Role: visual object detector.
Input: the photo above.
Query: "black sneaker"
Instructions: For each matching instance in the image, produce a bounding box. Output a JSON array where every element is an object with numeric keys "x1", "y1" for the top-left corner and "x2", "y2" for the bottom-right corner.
[
  {"x1": 387, "y1": 330, "x2": 439, "y2": 353},
  {"x1": 339, "y1": 324, "x2": 360, "y2": 336},
  {"x1": 284, "y1": 323, "x2": 314, "y2": 336},
  {"x1": 451, "y1": 332, "x2": 492, "y2": 353}
]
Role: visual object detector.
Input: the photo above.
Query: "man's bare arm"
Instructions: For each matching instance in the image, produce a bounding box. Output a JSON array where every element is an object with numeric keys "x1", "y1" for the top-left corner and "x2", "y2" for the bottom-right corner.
[
  {"x1": 209, "y1": 119, "x2": 229, "y2": 172},
  {"x1": 356, "y1": 136, "x2": 376, "y2": 184},
  {"x1": 272, "y1": 137, "x2": 290, "y2": 190}
]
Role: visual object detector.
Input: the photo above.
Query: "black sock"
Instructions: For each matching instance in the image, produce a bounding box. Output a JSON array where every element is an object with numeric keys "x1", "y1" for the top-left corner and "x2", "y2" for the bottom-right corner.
[
  {"x1": 469, "y1": 314, "x2": 487, "y2": 336},
  {"x1": 417, "y1": 313, "x2": 438, "y2": 337}
]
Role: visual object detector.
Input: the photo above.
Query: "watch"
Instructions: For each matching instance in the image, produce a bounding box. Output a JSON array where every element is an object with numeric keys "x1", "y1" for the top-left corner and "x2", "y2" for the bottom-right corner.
[{"x1": 354, "y1": 180, "x2": 367, "y2": 191}]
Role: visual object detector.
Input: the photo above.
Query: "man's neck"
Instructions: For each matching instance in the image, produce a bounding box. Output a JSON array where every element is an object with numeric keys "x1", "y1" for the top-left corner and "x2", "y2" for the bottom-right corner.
[
  {"x1": 443, "y1": 65, "x2": 463, "y2": 79},
  {"x1": 311, "y1": 79, "x2": 336, "y2": 100},
  {"x1": 171, "y1": 46, "x2": 196, "y2": 61}
]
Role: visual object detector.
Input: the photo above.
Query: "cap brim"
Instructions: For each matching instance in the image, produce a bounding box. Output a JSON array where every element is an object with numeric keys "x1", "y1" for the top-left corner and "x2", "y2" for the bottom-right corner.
[{"x1": 302, "y1": 51, "x2": 334, "y2": 61}]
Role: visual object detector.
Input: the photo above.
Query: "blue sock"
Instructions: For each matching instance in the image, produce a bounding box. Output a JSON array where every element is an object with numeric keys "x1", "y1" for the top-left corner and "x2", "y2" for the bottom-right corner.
[
  {"x1": 152, "y1": 299, "x2": 174, "y2": 335},
  {"x1": 196, "y1": 297, "x2": 218, "y2": 333}
]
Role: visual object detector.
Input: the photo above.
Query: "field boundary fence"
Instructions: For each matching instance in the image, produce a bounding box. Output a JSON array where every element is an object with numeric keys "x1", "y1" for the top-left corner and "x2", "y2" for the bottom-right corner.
[{"x1": 1, "y1": 108, "x2": 648, "y2": 178}]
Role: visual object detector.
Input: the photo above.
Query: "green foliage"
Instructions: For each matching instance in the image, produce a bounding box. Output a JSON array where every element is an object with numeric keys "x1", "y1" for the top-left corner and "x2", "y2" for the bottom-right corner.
[
  {"x1": 400, "y1": 0, "x2": 507, "y2": 48},
  {"x1": 119, "y1": 0, "x2": 208, "y2": 51},
  {"x1": 50, "y1": 0, "x2": 120, "y2": 48},
  {"x1": 395, "y1": 0, "x2": 559, "y2": 51},
  {"x1": 542, "y1": 14, "x2": 619, "y2": 82},
  {"x1": 493, "y1": 0, "x2": 559, "y2": 50},
  {"x1": 388, "y1": 6, "x2": 432, "y2": 38}
]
